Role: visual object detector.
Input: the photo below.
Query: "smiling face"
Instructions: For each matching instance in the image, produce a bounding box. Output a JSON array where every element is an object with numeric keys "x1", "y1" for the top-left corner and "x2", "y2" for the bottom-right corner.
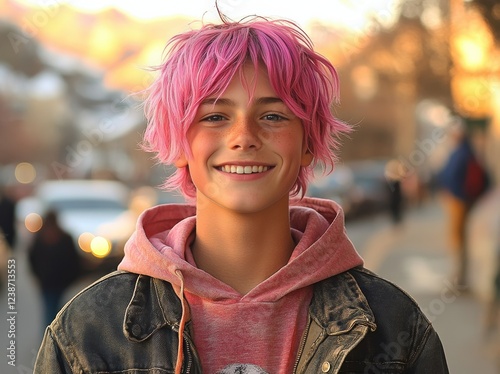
[{"x1": 175, "y1": 64, "x2": 313, "y2": 214}]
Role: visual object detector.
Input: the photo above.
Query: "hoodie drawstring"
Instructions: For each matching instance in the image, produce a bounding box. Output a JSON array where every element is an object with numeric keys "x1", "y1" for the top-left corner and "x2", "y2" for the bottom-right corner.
[{"x1": 174, "y1": 269, "x2": 188, "y2": 374}]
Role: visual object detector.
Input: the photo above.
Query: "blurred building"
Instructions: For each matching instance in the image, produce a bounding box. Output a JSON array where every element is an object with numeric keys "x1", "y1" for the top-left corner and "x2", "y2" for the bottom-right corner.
[
  {"x1": 2, "y1": 0, "x2": 497, "y2": 192},
  {"x1": 0, "y1": 19, "x2": 150, "y2": 186},
  {"x1": 307, "y1": 0, "x2": 452, "y2": 174}
]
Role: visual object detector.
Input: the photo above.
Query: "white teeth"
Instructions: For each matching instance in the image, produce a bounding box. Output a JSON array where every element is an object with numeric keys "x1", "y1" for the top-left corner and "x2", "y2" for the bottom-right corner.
[{"x1": 220, "y1": 165, "x2": 269, "y2": 174}]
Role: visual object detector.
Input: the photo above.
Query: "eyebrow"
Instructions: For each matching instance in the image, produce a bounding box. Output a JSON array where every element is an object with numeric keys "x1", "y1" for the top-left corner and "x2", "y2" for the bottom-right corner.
[
  {"x1": 200, "y1": 97, "x2": 284, "y2": 106},
  {"x1": 256, "y1": 97, "x2": 284, "y2": 105}
]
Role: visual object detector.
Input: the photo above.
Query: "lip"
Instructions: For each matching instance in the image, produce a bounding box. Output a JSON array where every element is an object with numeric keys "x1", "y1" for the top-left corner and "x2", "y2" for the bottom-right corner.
[{"x1": 215, "y1": 161, "x2": 274, "y2": 167}]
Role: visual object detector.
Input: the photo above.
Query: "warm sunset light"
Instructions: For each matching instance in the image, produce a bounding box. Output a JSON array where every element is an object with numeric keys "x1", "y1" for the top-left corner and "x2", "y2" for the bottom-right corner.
[
  {"x1": 87, "y1": 23, "x2": 124, "y2": 66},
  {"x1": 7, "y1": 0, "x2": 402, "y2": 91},
  {"x1": 452, "y1": 16, "x2": 494, "y2": 72},
  {"x1": 14, "y1": 0, "x2": 401, "y2": 27},
  {"x1": 450, "y1": 4, "x2": 496, "y2": 118}
]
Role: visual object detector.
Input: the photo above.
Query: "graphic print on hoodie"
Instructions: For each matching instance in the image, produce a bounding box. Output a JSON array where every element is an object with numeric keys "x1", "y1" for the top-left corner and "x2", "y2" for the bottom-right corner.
[
  {"x1": 217, "y1": 364, "x2": 268, "y2": 373},
  {"x1": 118, "y1": 197, "x2": 364, "y2": 373}
]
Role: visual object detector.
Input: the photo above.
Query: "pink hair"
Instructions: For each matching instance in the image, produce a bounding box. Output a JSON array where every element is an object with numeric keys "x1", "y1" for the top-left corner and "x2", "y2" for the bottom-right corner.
[{"x1": 142, "y1": 17, "x2": 351, "y2": 199}]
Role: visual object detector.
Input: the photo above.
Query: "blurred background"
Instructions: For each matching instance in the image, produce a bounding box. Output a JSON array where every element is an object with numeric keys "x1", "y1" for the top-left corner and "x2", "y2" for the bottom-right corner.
[{"x1": 1, "y1": 0, "x2": 500, "y2": 372}]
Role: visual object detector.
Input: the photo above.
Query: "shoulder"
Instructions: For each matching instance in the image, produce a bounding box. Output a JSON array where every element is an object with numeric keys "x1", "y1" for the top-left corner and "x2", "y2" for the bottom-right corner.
[
  {"x1": 51, "y1": 271, "x2": 180, "y2": 334},
  {"x1": 42, "y1": 271, "x2": 143, "y2": 369},
  {"x1": 319, "y1": 267, "x2": 427, "y2": 315},
  {"x1": 337, "y1": 268, "x2": 448, "y2": 372},
  {"x1": 347, "y1": 267, "x2": 435, "y2": 347},
  {"x1": 41, "y1": 272, "x2": 184, "y2": 372},
  {"x1": 349, "y1": 267, "x2": 426, "y2": 312},
  {"x1": 53, "y1": 271, "x2": 140, "y2": 326},
  {"x1": 313, "y1": 267, "x2": 431, "y2": 331},
  {"x1": 347, "y1": 267, "x2": 435, "y2": 334}
]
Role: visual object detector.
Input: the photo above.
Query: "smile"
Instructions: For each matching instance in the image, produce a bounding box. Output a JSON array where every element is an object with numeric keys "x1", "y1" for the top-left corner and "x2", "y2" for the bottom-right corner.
[{"x1": 218, "y1": 165, "x2": 270, "y2": 174}]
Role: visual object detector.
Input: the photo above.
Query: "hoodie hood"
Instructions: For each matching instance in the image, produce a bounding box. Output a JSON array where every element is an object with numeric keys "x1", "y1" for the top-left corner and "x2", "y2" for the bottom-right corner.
[
  {"x1": 118, "y1": 197, "x2": 364, "y2": 373},
  {"x1": 118, "y1": 196, "x2": 363, "y2": 302}
]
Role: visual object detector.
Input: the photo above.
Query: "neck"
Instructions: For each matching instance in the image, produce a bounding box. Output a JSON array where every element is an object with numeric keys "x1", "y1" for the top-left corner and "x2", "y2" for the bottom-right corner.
[{"x1": 191, "y1": 198, "x2": 295, "y2": 295}]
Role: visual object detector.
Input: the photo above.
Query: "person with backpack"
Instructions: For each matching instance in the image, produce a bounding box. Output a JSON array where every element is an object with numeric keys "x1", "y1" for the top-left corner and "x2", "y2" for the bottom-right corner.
[{"x1": 439, "y1": 119, "x2": 490, "y2": 287}]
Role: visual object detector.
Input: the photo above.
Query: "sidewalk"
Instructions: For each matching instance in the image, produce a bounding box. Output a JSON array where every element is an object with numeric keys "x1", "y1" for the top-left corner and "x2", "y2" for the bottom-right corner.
[
  {"x1": 346, "y1": 197, "x2": 499, "y2": 374},
  {"x1": 467, "y1": 187, "x2": 500, "y2": 304}
]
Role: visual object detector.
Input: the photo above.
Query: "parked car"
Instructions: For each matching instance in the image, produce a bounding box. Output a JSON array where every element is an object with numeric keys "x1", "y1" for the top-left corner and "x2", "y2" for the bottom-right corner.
[
  {"x1": 307, "y1": 160, "x2": 393, "y2": 220},
  {"x1": 347, "y1": 159, "x2": 392, "y2": 218},
  {"x1": 306, "y1": 164, "x2": 356, "y2": 218},
  {"x1": 16, "y1": 179, "x2": 130, "y2": 275}
]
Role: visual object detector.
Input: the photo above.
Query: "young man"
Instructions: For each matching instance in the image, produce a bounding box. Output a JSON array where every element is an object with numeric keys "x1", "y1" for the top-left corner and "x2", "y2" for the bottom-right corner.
[{"x1": 34, "y1": 17, "x2": 449, "y2": 373}]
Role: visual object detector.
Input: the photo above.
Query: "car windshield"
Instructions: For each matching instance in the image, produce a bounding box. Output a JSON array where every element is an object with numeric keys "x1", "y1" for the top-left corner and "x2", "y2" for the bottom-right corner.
[{"x1": 47, "y1": 198, "x2": 126, "y2": 211}]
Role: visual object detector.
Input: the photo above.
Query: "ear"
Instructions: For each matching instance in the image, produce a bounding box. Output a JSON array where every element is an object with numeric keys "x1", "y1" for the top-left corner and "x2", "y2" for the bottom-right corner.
[
  {"x1": 301, "y1": 149, "x2": 313, "y2": 167},
  {"x1": 174, "y1": 153, "x2": 188, "y2": 168}
]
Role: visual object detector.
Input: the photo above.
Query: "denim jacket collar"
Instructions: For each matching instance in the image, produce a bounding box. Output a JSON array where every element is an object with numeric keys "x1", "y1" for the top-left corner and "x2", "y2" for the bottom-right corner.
[
  {"x1": 123, "y1": 269, "x2": 376, "y2": 343},
  {"x1": 124, "y1": 275, "x2": 182, "y2": 342},
  {"x1": 310, "y1": 270, "x2": 376, "y2": 335}
]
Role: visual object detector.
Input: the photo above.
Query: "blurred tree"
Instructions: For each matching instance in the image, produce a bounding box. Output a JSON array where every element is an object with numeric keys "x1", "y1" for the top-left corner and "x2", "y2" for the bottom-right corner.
[
  {"x1": 330, "y1": 1, "x2": 453, "y2": 161},
  {"x1": 0, "y1": 21, "x2": 43, "y2": 76}
]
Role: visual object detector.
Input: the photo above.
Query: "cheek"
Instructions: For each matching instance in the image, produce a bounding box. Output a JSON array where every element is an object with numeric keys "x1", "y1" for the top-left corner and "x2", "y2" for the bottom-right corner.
[
  {"x1": 278, "y1": 131, "x2": 306, "y2": 157},
  {"x1": 187, "y1": 134, "x2": 222, "y2": 172},
  {"x1": 189, "y1": 132, "x2": 216, "y2": 154}
]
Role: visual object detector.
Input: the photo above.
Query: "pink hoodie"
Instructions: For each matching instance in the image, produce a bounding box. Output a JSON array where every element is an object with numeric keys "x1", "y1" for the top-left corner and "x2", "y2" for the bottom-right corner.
[{"x1": 118, "y1": 197, "x2": 363, "y2": 373}]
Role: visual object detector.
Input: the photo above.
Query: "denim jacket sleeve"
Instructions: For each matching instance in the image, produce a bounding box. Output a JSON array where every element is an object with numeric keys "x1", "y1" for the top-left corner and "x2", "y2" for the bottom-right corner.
[
  {"x1": 34, "y1": 327, "x2": 73, "y2": 374},
  {"x1": 407, "y1": 323, "x2": 449, "y2": 373},
  {"x1": 344, "y1": 268, "x2": 449, "y2": 373}
]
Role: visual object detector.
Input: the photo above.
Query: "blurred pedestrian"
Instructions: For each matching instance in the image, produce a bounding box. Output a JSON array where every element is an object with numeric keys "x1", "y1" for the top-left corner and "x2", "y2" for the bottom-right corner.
[
  {"x1": 385, "y1": 159, "x2": 406, "y2": 226},
  {"x1": 388, "y1": 178, "x2": 404, "y2": 225},
  {"x1": 28, "y1": 210, "x2": 82, "y2": 328},
  {"x1": 438, "y1": 120, "x2": 490, "y2": 287},
  {"x1": 0, "y1": 186, "x2": 17, "y2": 250},
  {"x1": 0, "y1": 224, "x2": 9, "y2": 291}
]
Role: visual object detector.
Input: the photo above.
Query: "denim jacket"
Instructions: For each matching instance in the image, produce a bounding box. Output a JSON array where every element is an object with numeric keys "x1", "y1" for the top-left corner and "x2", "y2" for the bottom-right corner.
[{"x1": 34, "y1": 267, "x2": 448, "y2": 373}]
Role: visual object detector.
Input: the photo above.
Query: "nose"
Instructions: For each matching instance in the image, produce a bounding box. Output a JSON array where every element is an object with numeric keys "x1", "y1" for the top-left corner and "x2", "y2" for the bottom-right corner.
[{"x1": 228, "y1": 117, "x2": 263, "y2": 151}]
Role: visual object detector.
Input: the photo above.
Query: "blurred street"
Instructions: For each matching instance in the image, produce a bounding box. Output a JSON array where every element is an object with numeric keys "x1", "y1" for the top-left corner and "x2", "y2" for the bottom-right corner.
[
  {"x1": 347, "y1": 197, "x2": 499, "y2": 374},
  {"x1": 0, "y1": 196, "x2": 498, "y2": 373},
  {"x1": 1, "y1": 0, "x2": 500, "y2": 372}
]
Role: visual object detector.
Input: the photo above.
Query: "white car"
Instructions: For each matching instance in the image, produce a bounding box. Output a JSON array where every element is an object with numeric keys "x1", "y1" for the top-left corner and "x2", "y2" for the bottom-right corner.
[{"x1": 16, "y1": 179, "x2": 130, "y2": 266}]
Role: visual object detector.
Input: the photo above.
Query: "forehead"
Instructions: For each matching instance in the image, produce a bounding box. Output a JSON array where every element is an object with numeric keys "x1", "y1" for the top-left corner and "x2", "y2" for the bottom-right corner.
[{"x1": 208, "y1": 63, "x2": 277, "y2": 100}]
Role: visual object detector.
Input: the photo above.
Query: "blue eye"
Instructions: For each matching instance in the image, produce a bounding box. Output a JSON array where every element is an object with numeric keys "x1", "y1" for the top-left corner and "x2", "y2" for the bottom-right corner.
[
  {"x1": 262, "y1": 114, "x2": 286, "y2": 121},
  {"x1": 202, "y1": 114, "x2": 226, "y2": 122}
]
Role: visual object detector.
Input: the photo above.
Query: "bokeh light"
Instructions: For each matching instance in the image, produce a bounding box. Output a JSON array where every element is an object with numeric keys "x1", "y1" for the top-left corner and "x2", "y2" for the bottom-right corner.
[
  {"x1": 78, "y1": 232, "x2": 95, "y2": 253},
  {"x1": 90, "y1": 236, "x2": 112, "y2": 258},
  {"x1": 15, "y1": 162, "x2": 37, "y2": 184},
  {"x1": 25, "y1": 213, "x2": 43, "y2": 233}
]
